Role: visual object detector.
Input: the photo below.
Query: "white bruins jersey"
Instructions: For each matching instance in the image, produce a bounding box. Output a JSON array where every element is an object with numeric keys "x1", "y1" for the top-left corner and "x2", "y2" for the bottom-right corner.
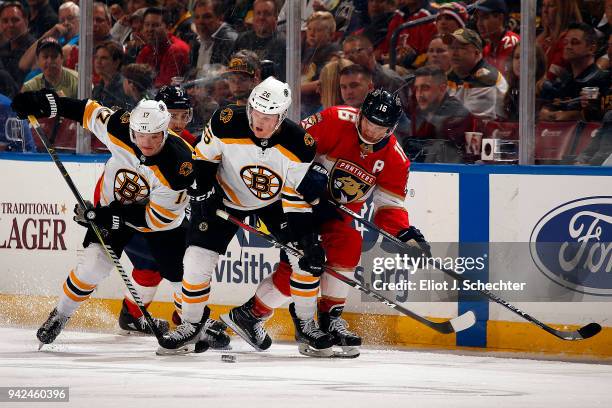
[
  {"x1": 82, "y1": 100, "x2": 195, "y2": 232},
  {"x1": 193, "y1": 106, "x2": 316, "y2": 214}
]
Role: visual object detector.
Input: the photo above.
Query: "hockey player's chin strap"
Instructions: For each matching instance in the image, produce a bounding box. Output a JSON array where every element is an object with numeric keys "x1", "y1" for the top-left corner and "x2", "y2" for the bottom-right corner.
[{"x1": 355, "y1": 113, "x2": 394, "y2": 154}]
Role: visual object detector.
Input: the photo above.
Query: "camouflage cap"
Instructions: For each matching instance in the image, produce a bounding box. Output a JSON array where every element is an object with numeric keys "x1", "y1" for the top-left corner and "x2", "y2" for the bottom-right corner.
[{"x1": 443, "y1": 28, "x2": 483, "y2": 51}]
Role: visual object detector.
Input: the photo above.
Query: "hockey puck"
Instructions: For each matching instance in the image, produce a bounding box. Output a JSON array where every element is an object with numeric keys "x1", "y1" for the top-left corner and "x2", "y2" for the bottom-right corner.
[{"x1": 221, "y1": 354, "x2": 236, "y2": 363}]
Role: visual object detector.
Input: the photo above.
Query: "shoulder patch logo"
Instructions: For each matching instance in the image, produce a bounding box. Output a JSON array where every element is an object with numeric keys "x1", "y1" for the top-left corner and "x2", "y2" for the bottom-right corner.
[
  {"x1": 220, "y1": 108, "x2": 233, "y2": 124},
  {"x1": 120, "y1": 111, "x2": 130, "y2": 124},
  {"x1": 179, "y1": 162, "x2": 193, "y2": 176},
  {"x1": 475, "y1": 67, "x2": 490, "y2": 78},
  {"x1": 304, "y1": 133, "x2": 314, "y2": 146}
]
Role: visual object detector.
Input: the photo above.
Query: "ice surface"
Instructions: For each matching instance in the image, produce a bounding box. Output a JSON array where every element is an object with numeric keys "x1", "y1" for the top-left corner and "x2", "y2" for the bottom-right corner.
[{"x1": 1, "y1": 326, "x2": 611, "y2": 408}]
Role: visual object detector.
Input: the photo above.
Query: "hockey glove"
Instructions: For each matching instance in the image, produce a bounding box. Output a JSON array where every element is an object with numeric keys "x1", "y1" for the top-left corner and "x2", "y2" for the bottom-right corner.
[
  {"x1": 296, "y1": 162, "x2": 329, "y2": 204},
  {"x1": 397, "y1": 226, "x2": 432, "y2": 258},
  {"x1": 73, "y1": 201, "x2": 94, "y2": 228},
  {"x1": 297, "y1": 234, "x2": 326, "y2": 277},
  {"x1": 73, "y1": 202, "x2": 125, "y2": 235},
  {"x1": 11, "y1": 89, "x2": 59, "y2": 119}
]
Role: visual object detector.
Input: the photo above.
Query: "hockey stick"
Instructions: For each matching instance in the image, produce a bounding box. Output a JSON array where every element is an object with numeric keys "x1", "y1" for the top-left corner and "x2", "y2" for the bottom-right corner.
[
  {"x1": 216, "y1": 209, "x2": 476, "y2": 334},
  {"x1": 331, "y1": 201, "x2": 602, "y2": 341},
  {"x1": 27, "y1": 116, "x2": 165, "y2": 344}
]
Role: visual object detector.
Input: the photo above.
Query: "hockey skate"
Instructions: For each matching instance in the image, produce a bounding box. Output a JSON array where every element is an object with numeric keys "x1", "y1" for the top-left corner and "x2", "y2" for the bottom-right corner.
[
  {"x1": 289, "y1": 303, "x2": 334, "y2": 358},
  {"x1": 319, "y1": 305, "x2": 361, "y2": 358},
  {"x1": 118, "y1": 300, "x2": 170, "y2": 336},
  {"x1": 156, "y1": 306, "x2": 210, "y2": 355},
  {"x1": 220, "y1": 298, "x2": 272, "y2": 351},
  {"x1": 37, "y1": 308, "x2": 70, "y2": 348},
  {"x1": 172, "y1": 311, "x2": 231, "y2": 350}
]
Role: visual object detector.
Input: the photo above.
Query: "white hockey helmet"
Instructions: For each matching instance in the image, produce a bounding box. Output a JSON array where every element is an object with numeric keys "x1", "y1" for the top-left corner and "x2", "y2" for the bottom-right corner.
[
  {"x1": 247, "y1": 76, "x2": 292, "y2": 134},
  {"x1": 129, "y1": 99, "x2": 172, "y2": 143}
]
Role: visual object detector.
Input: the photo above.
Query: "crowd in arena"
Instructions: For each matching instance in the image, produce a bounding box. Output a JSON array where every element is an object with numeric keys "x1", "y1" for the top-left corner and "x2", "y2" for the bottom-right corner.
[{"x1": 0, "y1": 0, "x2": 611, "y2": 165}]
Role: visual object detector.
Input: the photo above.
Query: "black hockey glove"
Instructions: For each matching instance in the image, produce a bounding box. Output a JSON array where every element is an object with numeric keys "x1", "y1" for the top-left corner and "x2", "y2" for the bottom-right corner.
[
  {"x1": 312, "y1": 198, "x2": 343, "y2": 225},
  {"x1": 397, "y1": 226, "x2": 432, "y2": 258},
  {"x1": 296, "y1": 162, "x2": 329, "y2": 204},
  {"x1": 73, "y1": 202, "x2": 125, "y2": 235},
  {"x1": 297, "y1": 234, "x2": 326, "y2": 277},
  {"x1": 73, "y1": 201, "x2": 94, "y2": 228},
  {"x1": 11, "y1": 89, "x2": 59, "y2": 119}
]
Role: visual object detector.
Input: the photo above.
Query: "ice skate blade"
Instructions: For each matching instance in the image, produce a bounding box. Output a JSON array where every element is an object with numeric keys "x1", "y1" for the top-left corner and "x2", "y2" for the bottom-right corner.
[
  {"x1": 220, "y1": 313, "x2": 267, "y2": 352},
  {"x1": 297, "y1": 343, "x2": 334, "y2": 358},
  {"x1": 38, "y1": 342, "x2": 44, "y2": 351},
  {"x1": 118, "y1": 328, "x2": 150, "y2": 337},
  {"x1": 155, "y1": 343, "x2": 196, "y2": 356},
  {"x1": 333, "y1": 346, "x2": 360, "y2": 359}
]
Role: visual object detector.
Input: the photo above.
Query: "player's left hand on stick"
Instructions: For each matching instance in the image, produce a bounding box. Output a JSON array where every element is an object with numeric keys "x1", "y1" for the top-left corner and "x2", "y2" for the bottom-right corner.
[
  {"x1": 397, "y1": 226, "x2": 432, "y2": 257},
  {"x1": 73, "y1": 201, "x2": 94, "y2": 227},
  {"x1": 73, "y1": 202, "x2": 125, "y2": 233},
  {"x1": 11, "y1": 89, "x2": 59, "y2": 119},
  {"x1": 297, "y1": 234, "x2": 326, "y2": 277}
]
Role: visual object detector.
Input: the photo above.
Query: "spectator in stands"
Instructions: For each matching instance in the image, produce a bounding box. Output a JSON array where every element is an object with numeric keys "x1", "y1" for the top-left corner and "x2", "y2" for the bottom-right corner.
[
  {"x1": 318, "y1": 58, "x2": 354, "y2": 110},
  {"x1": 540, "y1": 23, "x2": 609, "y2": 122},
  {"x1": 339, "y1": 63, "x2": 374, "y2": 108},
  {"x1": 26, "y1": 0, "x2": 58, "y2": 39},
  {"x1": 190, "y1": 0, "x2": 238, "y2": 77},
  {"x1": 444, "y1": 28, "x2": 508, "y2": 120},
  {"x1": 111, "y1": 0, "x2": 157, "y2": 47},
  {"x1": 575, "y1": 110, "x2": 612, "y2": 165},
  {"x1": 536, "y1": 0, "x2": 582, "y2": 81},
  {"x1": 503, "y1": 43, "x2": 547, "y2": 121},
  {"x1": 596, "y1": 32, "x2": 612, "y2": 71},
  {"x1": 434, "y1": 2, "x2": 468, "y2": 36},
  {"x1": 302, "y1": 11, "x2": 342, "y2": 116},
  {"x1": 121, "y1": 63, "x2": 155, "y2": 109},
  {"x1": 163, "y1": 0, "x2": 196, "y2": 45},
  {"x1": 475, "y1": 0, "x2": 520, "y2": 78},
  {"x1": 354, "y1": 0, "x2": 398, "y2": 63},
  {"x1": 136, "y1": 7, "x2": 190, "y2": 88},
  {"x1": 426, "y1": 34, "x2": 451, "y2": 73},
  {"x1": 384, "y1": 0, "x2": 437, "y2": 67},
  {"x1": 595, "y1": 0, "x2": 612, "y2": 62},
  {"x1": 93, "y1": 41, "x2": 129, "y2": 108},
  {"x1": 408, "y1": 65, "x2": 472, "y2": 163},
  {"x1": 22, "y1": 38, "x2": 78, "y2": 98},
  {"x1": 0, "y1": 2, "x2": 35, "y2": 86},
  {"x1": 232, "y1": 0, "x2": 286, "y2": 80},
  {"x1": 19, "y1": 2, "x2": 80, "y2": 80},
  {"x1": 342, "y1": 35, "x2": 406, "y2": 99},
  {"x1": 224, "y1": 51, "x2": 261, "y2": 106}
]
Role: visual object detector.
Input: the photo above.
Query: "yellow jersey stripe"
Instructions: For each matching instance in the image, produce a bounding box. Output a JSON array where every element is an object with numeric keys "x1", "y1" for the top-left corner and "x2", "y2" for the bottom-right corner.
[
  {"x1": 82, "y1": 100, "x2": 99, "y2": 131},
  {"x1": 217, "y1": 175, "x2": 242, "y2": 206},
  {"x1": 149, "y1": 200, "x2": 177, "y2": 220},
  {"x1": 149, "y1": 165, "x2": 171, "y2": 189},
  {"x1": 221, "y1": 138, "x2": 255, "y2": 145},
  {"x1": 274, "y1": 145, "x2": 301, "y2": 162},
  {"x1": 146, "y1": 206, "x2": 166, "y2": 229},
  {"x1": 108, "y1": 134, "x2": 135, "y2": 155}
]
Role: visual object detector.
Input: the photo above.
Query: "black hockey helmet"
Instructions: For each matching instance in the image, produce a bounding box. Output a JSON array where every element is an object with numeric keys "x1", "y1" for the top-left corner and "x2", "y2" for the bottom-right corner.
[
  {"x1": 360, "y1": 88, "x2": 402, "y2": 128},
  {"x1": 154, "y1": 85, "x2": 191, "y2": 110}
]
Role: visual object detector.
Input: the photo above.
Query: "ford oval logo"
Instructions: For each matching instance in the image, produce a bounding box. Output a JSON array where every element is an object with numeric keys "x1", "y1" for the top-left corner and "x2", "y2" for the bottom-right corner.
[{"x1": 529, "y1": 196, "x2": 612, "y2": 295}]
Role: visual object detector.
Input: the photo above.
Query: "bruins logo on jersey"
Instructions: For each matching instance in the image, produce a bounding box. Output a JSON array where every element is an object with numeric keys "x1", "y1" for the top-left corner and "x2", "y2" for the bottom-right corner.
[
  {"x1": 329, "y1": 159, "x2": 375, "y2": 203},
  {"x1": 220, "y1": 108, "x2": 233, "y2": 124},
  {"x1": 240, "y1": 165, "x2": 282, "y2": 200},
  {"x1": 120, "y1": 111, "x2": 130, "y2": 124},
  {"x1": 114, "y1": 169, "x2": 150, "y2": 204},
  {"x1": 179, "y1": 162, "x2": 193, "y2": 176}
]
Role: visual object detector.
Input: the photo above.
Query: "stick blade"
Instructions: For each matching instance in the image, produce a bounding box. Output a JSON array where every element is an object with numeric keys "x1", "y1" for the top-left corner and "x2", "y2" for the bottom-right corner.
[
  {"x1": 450, "y1": 310, "x2": 476, "y2": 333},
  {"x1": 577, "y1": 322, "x2": 602, "y2": 340}
]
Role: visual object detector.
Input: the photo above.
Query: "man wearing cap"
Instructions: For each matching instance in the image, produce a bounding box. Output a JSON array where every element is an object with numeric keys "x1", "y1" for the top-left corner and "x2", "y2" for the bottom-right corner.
[
  {"x1": 444, "y1": 28, "x2": 508, "y2": 120},
  {"x1": 475, "y1": 0, "x2": 519, "y2": 78},
  {"x1": 21, "y1": 38, "x2": 78, "y2": 98},
  {"x1": 224, "y1": 51, "x2": 261, "y2": 106}
]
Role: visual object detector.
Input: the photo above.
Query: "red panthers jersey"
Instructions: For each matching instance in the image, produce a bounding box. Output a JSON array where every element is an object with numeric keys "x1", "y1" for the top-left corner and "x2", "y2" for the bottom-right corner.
[
  {"x1": 483, "y1": 30, "x2": 520, "y2": 78},
  {"x1": 301, "y1": 106, "x2": 411, "y2": 235}
]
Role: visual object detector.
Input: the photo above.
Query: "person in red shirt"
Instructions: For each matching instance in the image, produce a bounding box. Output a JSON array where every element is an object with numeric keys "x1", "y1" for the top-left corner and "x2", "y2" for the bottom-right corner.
[
  {"x1": 475, "y1": 0, "x2": 519, "y2": 78},
  {"x1": 136, "y1": 7, "x2": 190, "y2": 88},
  {"x1": 222, "y1": 89, "x2": 431, "y2": 358}
]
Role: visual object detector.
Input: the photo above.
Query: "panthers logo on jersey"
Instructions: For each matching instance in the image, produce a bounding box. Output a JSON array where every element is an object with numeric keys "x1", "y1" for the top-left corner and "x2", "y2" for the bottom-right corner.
[
  {"x1": 114, "y1": 169, "x2": 150, "y2": 204},
  {"x1": 329, "y1": 159, "x2": 375, "y2": 203},
  {"x1": 240, "y1": 165, "x2": 282, "y2": 200}
]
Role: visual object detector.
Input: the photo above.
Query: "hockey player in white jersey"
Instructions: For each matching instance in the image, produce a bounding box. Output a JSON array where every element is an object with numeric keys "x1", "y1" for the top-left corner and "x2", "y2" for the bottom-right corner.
[
  {"x1": 10, "y1": 89, "x2": 198, "y2": 349},
  {"x1": 159, "y1": 76, "x2": 329, "y2": 354}
]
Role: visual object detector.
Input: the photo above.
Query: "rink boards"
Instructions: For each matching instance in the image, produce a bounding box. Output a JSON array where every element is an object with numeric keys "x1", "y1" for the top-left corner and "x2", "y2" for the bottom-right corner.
[{"x1": 0, "y1": 154, "x2": 611, "y2": 357}]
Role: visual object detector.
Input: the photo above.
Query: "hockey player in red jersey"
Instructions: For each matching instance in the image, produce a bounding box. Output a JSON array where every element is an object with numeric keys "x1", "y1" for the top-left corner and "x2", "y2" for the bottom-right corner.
[
  {"x1": 116, "y1": 85, "x2": 230, "y2": 349},
  {"x1": 225, "y1": 89, "x2": 431, "y2": 357}
]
